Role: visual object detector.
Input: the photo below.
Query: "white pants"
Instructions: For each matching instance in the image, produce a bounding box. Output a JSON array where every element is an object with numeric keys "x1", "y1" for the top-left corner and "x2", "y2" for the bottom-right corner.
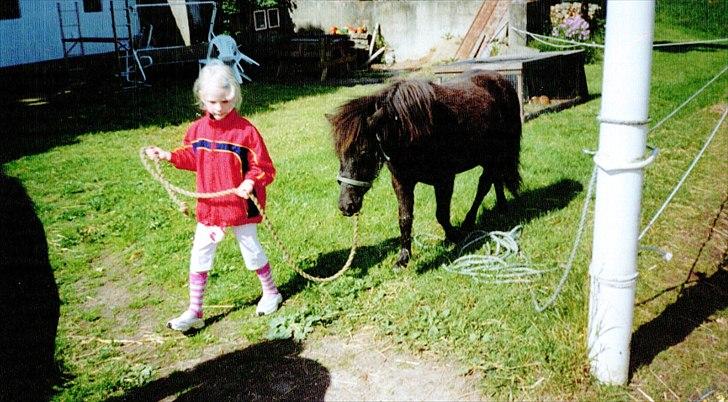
[{"x1": 189, "y1": 223, "x2": 268, "y2": 272}]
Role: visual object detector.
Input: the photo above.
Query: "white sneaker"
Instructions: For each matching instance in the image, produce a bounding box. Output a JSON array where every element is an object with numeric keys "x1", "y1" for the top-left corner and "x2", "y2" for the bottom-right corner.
[
  {"x1": 256, "y1": 293, "x2": 283, "y2": 316},
  {"x1": 167, "y1": 310, "x2": 204, "y2": 331}
]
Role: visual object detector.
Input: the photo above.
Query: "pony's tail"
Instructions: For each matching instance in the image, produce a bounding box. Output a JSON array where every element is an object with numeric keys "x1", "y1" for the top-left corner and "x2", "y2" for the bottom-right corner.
[
  {"x1": 501, "y1": 80, "x2": 523, "y2": 197},
  {"x1": 503, "y1": 151, "x2": 522, "y2": 197}
]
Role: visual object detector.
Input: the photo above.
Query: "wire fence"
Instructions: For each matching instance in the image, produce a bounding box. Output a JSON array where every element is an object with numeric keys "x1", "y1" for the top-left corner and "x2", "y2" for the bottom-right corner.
[{"x1": 510, "y1": 26, "x2": 728, "y2": 51}]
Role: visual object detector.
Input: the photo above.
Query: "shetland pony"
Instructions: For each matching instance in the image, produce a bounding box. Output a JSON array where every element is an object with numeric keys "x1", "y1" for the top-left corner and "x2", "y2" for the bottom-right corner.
[{"x1": 329, "y1": 70, "x2": 522, "y2": 267}]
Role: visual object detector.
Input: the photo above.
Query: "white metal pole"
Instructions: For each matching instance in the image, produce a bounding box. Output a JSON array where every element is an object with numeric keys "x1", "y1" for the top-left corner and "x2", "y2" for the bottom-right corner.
[{"x1": 587, "y1": 0, "x2": 656, "y2": 385}]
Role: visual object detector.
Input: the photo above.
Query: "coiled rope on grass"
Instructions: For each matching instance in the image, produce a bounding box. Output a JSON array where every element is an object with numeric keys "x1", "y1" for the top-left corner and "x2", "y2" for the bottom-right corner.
[
  {"x1": 440, "y1": 157, "x2": 596, "y2": 312},
  {"x1": 139, "y1": 147, "x2": 358, "y2": 283},
  {"x1": 442, "y1": 226, "x2": 553, "y2": 285}
]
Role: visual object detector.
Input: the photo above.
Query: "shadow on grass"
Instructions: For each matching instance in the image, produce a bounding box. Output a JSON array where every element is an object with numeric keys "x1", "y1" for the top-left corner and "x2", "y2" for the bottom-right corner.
[
  {"x1": 0, "y1": 64, "x2": 367, "y2": 164},
  {"x1": 0, "y1": 169, "x2": 63, "y2": 400},
  {"x1": 411, "y1": 178, "x2": 584, "y2": 274},
  {"x1": 653, "y1": 41, "x2": 728, "y2": 54},
  {"x1": 629, "y1": 196, "x2": 728, "y2": 376},
  {"x1": 108, "y1": 339, "x2": 329, "y2": 401},
  {"x1": 475, "y1": 178, "x2": 584, "y2": 232},
  {"x1": 629, "y1": 260, "x2": 728, "y2": 376}
]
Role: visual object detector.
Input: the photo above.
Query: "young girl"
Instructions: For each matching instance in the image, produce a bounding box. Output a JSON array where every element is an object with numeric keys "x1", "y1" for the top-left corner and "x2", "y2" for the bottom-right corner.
[{"x1": 146, "y1": 60, "x2": 282, "y2": 332}]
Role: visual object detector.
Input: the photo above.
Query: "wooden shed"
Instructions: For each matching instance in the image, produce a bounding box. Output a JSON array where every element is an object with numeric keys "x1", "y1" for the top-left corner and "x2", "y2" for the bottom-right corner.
[{"x1": 433, "y1": 49, "x2": 589, "y2": 121}]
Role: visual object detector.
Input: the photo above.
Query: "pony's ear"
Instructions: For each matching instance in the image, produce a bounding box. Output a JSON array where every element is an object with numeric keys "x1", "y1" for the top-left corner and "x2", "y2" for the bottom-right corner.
[{"x1": 366, "y1": 106, "x2": 385, "y2": 128}]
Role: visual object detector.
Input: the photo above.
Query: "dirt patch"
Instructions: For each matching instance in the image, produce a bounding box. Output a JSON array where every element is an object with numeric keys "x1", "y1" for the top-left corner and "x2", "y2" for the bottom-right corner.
[
  {"x1": 83, "y1": 251, "x2": 133, "y2": 317},
  {"x1": 78, "y1": 250, "x2": 172, "y2": 356},
  {"x1": 709, "y1": 102, "x2": 727, "y2": 115},
  {"x1": 300, "y1": 329, "x2": 483, "y2": 401},
  {"x1": 119, "y1": 329, "x2": 484, "y2": 401}
]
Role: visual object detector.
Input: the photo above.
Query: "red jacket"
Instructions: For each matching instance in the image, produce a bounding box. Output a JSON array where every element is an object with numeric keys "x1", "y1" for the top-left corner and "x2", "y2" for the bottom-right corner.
[{"x1": 170, "y1": 110, "x2": 275, "y2": 226}]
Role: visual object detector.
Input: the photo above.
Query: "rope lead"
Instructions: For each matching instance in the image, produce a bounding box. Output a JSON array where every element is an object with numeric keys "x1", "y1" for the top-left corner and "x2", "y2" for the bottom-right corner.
[{"x1": 140, "y1": 147, "x2": 358, "y2": 283}]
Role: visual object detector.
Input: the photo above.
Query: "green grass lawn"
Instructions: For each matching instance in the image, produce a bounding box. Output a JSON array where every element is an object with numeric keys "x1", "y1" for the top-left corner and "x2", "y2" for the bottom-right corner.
[{"x1": 2, "y1": 5, "x2": 726, "y2": 400}]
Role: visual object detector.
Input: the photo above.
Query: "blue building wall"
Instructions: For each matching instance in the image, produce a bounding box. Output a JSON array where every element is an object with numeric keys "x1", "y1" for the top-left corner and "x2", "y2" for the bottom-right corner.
[{"x1": 0, "y1": 0, "x2": 138, "y2": 68}]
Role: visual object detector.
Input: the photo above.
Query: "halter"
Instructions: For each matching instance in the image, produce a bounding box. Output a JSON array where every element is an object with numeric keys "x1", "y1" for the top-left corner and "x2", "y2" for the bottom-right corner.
[
  {"x1": 336, "y1": 174, "x2": 372, "y2": 188},
  {"x1": 336, "y1": 131, "x2": 392, "y2": 189}
]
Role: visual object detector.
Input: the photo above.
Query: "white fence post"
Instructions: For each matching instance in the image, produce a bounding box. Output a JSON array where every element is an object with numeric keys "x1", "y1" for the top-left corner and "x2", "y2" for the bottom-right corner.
[{"x1": 587, "y1": 0, "x2": 656, "y2": 385}]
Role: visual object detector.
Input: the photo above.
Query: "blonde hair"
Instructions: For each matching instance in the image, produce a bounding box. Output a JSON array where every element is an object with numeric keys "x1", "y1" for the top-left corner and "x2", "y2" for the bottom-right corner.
[{"x1": 193, "y1": 60, "x2": 242, "y2": 109}]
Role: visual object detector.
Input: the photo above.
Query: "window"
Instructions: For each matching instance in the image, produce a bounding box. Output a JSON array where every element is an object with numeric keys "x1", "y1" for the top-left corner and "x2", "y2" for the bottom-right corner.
[
  {"x1": 254, "y1": 8, "x2": 280, "y2": 31},
  {"x1": 267, "y1": 8, "x2": 279, "y2": 29},
  {"x1": 83, "y1": 0, "x2": 102, "y2": 13},
  {"x1": 0, "y1": 0, "x2": 21, "y2": 20},
  {"x1": 253, "y1": 10, "x2": 267, "y2": 31}
]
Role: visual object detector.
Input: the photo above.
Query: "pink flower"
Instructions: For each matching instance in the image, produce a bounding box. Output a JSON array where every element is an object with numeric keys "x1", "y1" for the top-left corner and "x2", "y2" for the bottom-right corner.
[{"x1": 556, "y1": 15, "x2": 591, "y2": 41}]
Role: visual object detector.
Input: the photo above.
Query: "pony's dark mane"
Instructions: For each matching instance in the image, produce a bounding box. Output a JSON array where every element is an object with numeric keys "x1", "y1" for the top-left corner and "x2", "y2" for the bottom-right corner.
[
  {"x1": 330, "y1": 79, "x2": 436, "y2": 158},
  {"x1": 329, "y1": 95, "x2": 375, "y2": 158},
  {"x1": 384, "y1": 79, "x2": 436, "y2": 141}
]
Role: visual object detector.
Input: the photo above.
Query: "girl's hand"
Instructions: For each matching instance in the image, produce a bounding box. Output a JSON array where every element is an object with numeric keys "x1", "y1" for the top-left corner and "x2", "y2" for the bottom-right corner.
[
  {"x1": 235, "y1": 179, "x2": 255, "y2": 199},
  {"x1": 145, "y1": 146, "x2": 171, "y2": 161}
]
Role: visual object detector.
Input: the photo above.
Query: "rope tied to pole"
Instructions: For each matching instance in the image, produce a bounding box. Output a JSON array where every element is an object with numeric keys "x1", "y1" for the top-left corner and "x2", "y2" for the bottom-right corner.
[{"x1": 139, "y1": 147, "x2": 358, "y2": 283}]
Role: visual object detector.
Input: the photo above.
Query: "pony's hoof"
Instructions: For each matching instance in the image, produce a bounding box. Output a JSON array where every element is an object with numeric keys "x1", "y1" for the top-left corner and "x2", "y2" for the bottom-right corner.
[
  {"x1": 445, "y1": 228, "x2": 465, "y2": 243},
  {"x1": 494, "y1": 202, "x2": 508, "y2": 213},
  {"x1": 394, "y1": 249, "x2": 410, "y2": 268}
]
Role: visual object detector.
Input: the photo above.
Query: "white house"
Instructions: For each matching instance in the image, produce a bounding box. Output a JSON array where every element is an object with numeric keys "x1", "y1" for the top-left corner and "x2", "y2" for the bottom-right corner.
[
  {"x1": 0, "y1": 0, "x2": 143, "y2": 68},
  {"x1": 0, "y1": 0, "x2": 217, "y2": 70}
]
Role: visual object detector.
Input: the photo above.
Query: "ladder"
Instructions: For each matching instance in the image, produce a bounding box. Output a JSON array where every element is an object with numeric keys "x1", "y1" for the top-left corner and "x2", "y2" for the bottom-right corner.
[
  {"x1": 57, "y1": 1, "x2": 85, "y2": 58},
  {"x1": 56, "y1": 0, "x2": 149, "y2": 86}
]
